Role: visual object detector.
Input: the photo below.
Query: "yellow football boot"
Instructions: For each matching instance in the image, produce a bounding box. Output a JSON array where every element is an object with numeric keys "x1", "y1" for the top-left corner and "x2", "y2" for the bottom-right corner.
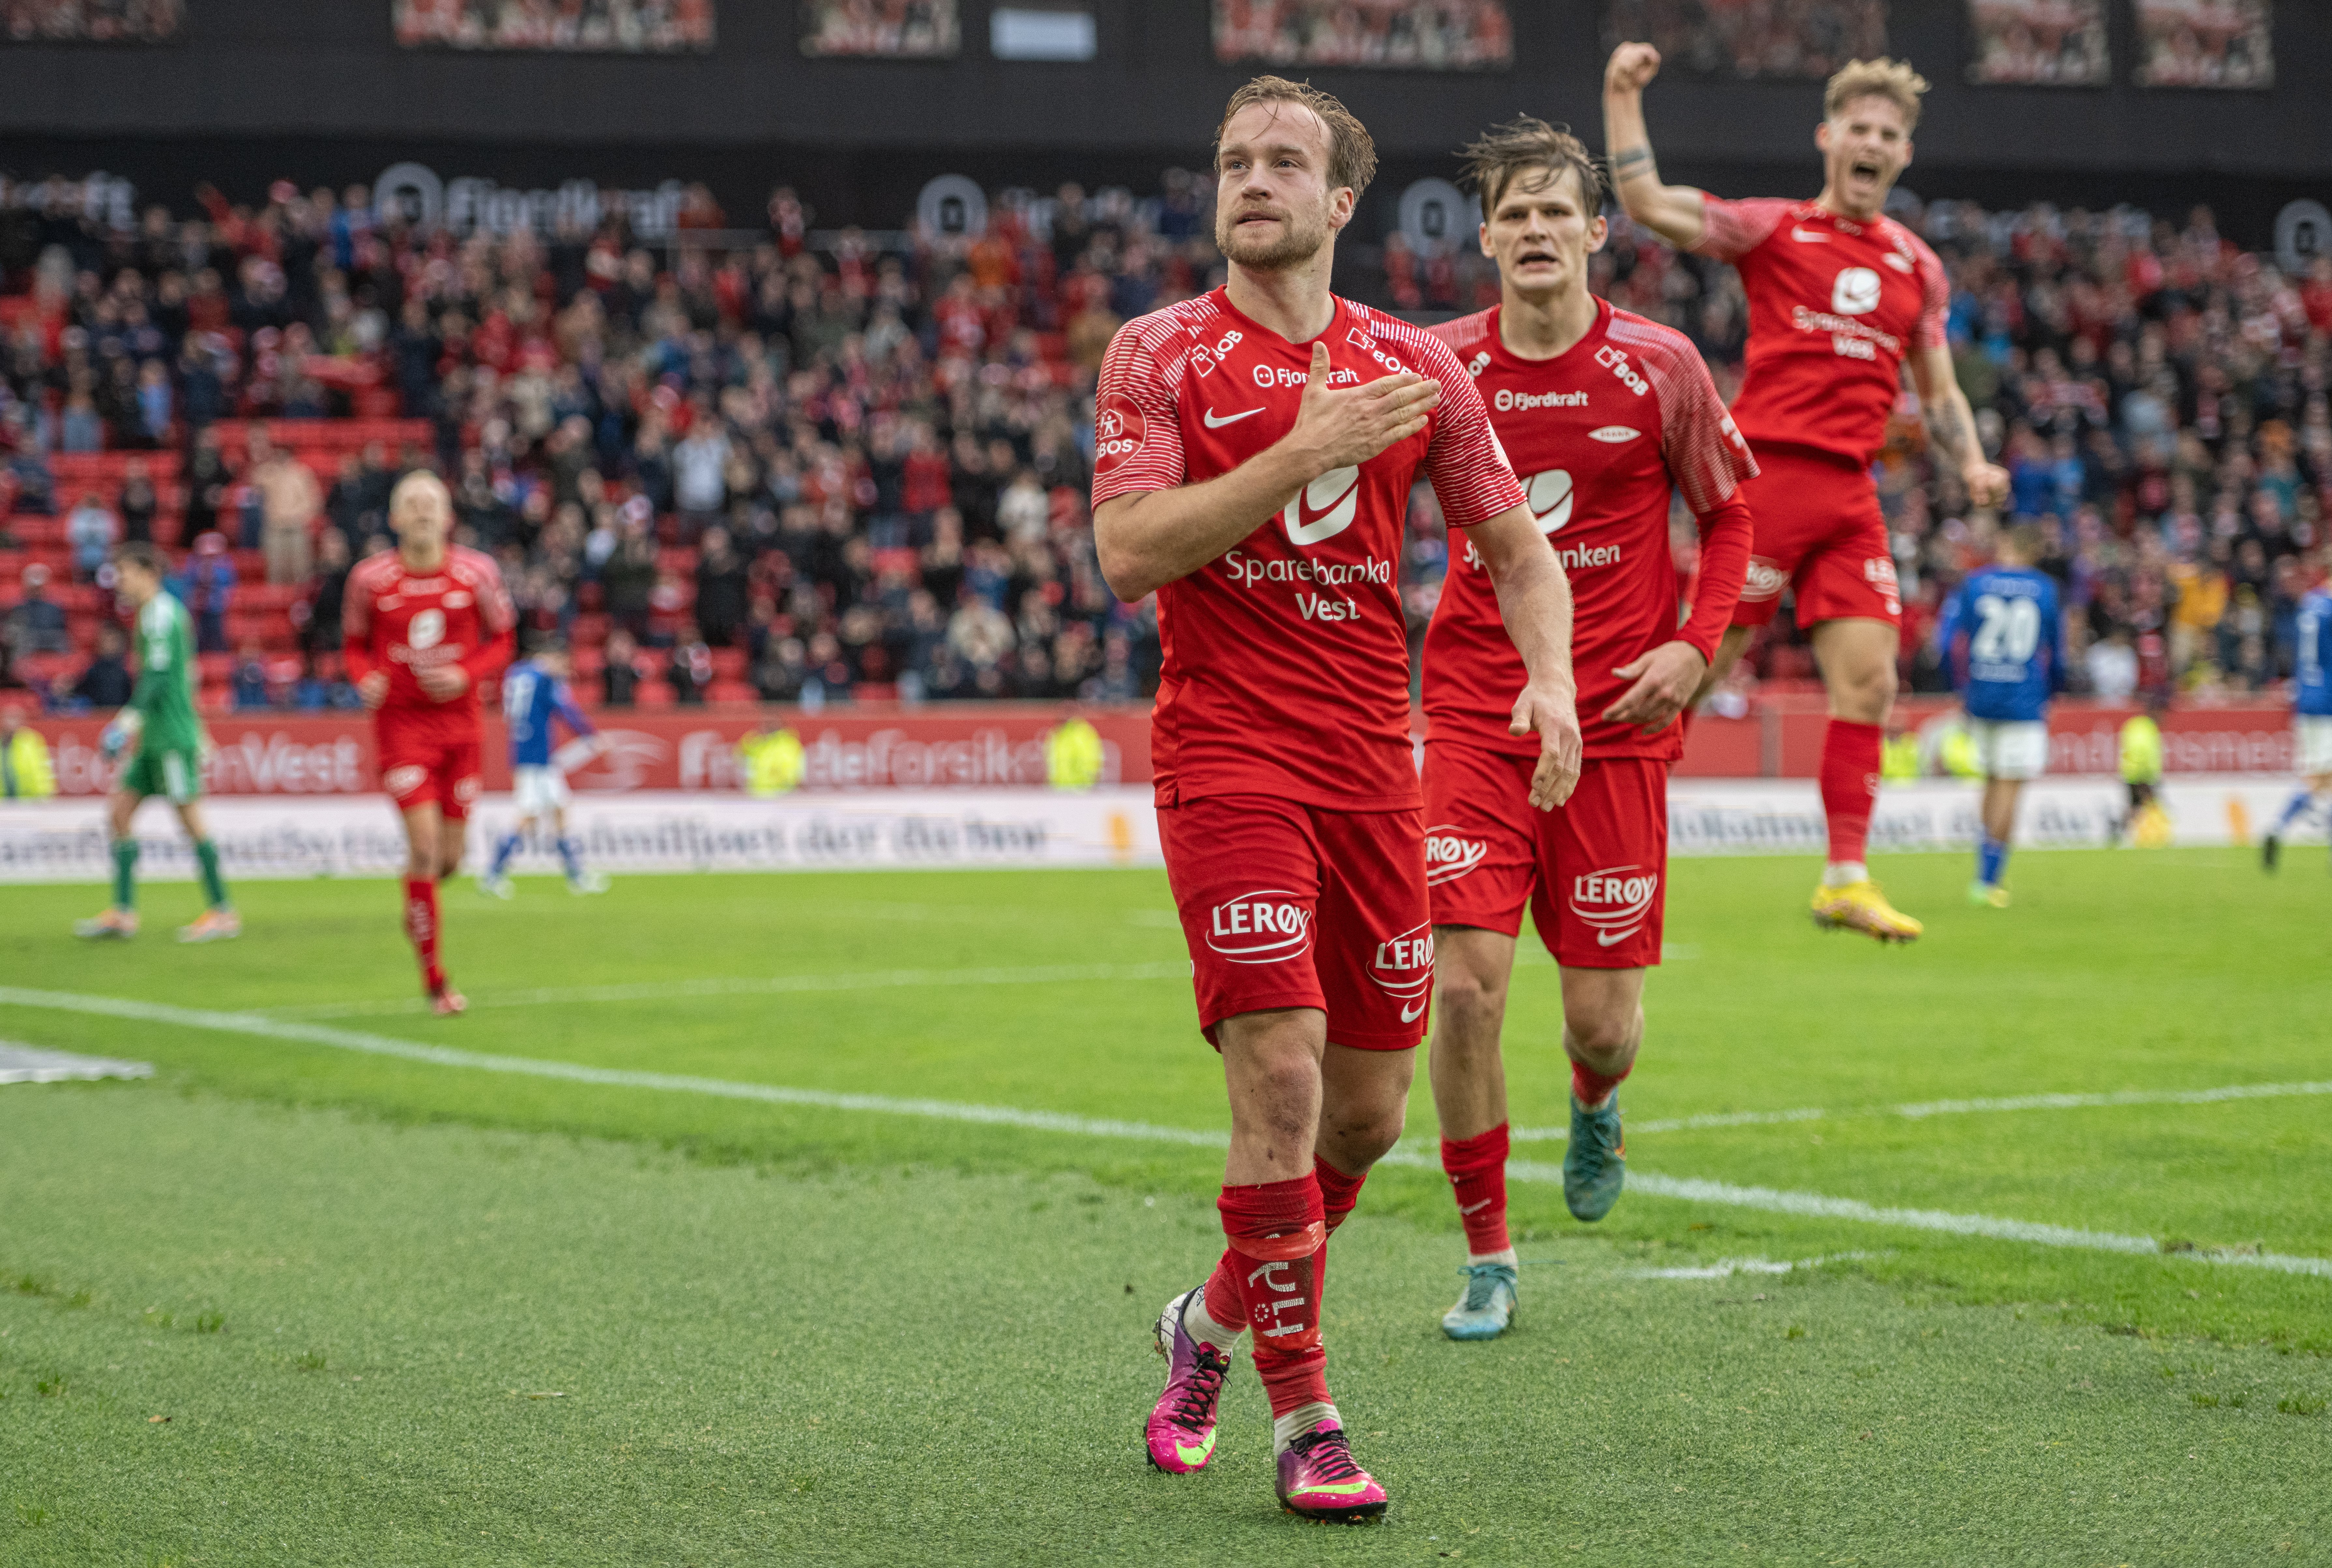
[{"x1": 1809, "y1": 879, "x2": 1924, "y2": 943}]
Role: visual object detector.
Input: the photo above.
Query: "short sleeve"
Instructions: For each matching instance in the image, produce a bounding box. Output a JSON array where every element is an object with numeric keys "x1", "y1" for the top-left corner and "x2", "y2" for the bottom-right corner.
[
  {"x1": 1657, "y1": 349, "x2": 1759, "y2": 515},
  {"x1": 1417, "y1": 337, "x2": 1525, "y2": 529},
  {"x1": 1690, "y1": 197, "x2": 1796, "y2": 264},
  {"x1": 1090, "y1": 323, "x2": 1186, "y2": 508}
]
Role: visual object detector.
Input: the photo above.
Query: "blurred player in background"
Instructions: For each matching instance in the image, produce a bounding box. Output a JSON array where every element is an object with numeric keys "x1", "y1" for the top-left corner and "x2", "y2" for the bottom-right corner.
[
  {"x1": 74, "y1": 541, "x2": 239, "y2": 943},
  {"x1": 481, "y1": 641, "x2": 609, "y2": 898},
  {"x1": 2262, "y1": 579, "x2": 2332, "y2": 871},
  {"x1": 1604, "y1": 44, "x2": 2010, "y2": 942},
  {"x1": 345, "y1": 472, "x2": 514, "y2": 1014},
  {"x1": 1092, "y1": 76, "x2": 1579, "y2": 1520},
  {"x1": 1420, "y1": 119, "x2": 1755, "y2": 1340},
  {"x1": 2116, "y1": 695, "x2": 2170, "y2": 847},
  {"x1": 1937, "y1": 525, "x2": 2064, "y2": 907}
]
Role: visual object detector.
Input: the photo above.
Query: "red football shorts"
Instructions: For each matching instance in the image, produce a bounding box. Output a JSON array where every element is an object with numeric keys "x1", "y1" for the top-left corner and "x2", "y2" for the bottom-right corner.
[
  {"x1": 1729, "y1": 445, "x2": 1901, "y2": 630},
  {"x1": 1421, "y1": 744, "x2": 1668, "y2": 970},
  {"x1": 1158, "y1": 794, "x2": 1433, "y2": 1051},
  {"x1": 376, "y1": 715, "x2": 482, "y2": 820}
]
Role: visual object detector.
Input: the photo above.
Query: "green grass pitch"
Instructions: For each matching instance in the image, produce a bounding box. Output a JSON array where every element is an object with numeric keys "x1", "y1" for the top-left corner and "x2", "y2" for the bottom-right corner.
[{"x1": 1, "y1": 848, "x2": 2328, "y2": 1564}]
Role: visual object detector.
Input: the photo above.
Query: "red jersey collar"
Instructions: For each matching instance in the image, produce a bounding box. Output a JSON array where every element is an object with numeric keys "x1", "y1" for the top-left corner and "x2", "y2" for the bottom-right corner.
[
  {"x1": 1208, "y1": 285, "x2": 1350, "y2": 355},
  {"x1": 1483, "y1": 295, "x2": 1612, "y2": 378}
]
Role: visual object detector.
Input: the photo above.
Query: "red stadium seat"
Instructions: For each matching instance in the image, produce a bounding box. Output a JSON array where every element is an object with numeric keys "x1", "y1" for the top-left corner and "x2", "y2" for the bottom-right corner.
[{"x1": 707, "y1": 679, "x2": 755, "y2": 704}]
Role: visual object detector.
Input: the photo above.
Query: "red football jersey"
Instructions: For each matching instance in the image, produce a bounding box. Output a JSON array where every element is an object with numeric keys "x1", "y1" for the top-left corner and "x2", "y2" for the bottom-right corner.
[
  {"x1": 1093, "y1": 287, "x2": 1524, "y2": 810},
  {"x1": 343, "y1": 546, "x2": 516, "y2": 731},
  {"x1": 1694, "y1": 198, "x2": 1949, "y2": 464},
  {"x1": 1423, "y1": 300, "x2": 1757, "y2": 761}
]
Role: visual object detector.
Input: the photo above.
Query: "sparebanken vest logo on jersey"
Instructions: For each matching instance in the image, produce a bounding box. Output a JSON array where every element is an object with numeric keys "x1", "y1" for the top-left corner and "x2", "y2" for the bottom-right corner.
[
  {"x1": 1282, "y1": 465, "x2": 1362, "y2": 546},
  {"x1": 1569, "y1": 866, "x2": 1659, "y2": 946}
]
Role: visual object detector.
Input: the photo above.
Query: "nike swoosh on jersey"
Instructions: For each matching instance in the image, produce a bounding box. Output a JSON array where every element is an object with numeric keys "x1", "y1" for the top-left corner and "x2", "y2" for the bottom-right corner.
[
  {"x1": 1400, "y1": 999, "x2": 1428, "y2": 1022},
  {"x1": 1790, "y1": 226, "x2": 1831, "y2": 243},
  {"x1": 1595, "y1": 927, "x2": 1641, "y2": 947},
  {"x1": 1203, "y1": 407, "x2": 1263, "y2": 428}
]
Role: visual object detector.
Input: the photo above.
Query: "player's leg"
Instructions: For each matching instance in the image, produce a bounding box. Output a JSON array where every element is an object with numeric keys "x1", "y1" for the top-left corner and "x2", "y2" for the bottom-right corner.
[
  {"x1": 482, "y1": 799, "x2": 530, "y2": 898},
  {"x1": 1535, "y1": 757, "x2": 1665, "y2": 1220},
  {"x1": 2262, "y1": 717, "x2": 2332, "y2": 870},
  {"x1": 170, "y1": 798, "x2": 241, "y2": 942},
  {"x1": 551, "y1": 793, "x2": 606, "y2": 894},
  {"x1": 1972, "y1": 720, "x2": 2043, "y2": 905},
  {"x1": 76, "y1": 787, "x2": 148, "y2": 937},
  {"x1": 395, "y1": 798, "x2": 460, "y2": 1009},
  {"x1": 1419, "y1": 742, "x2": 1538, "y2": 1336},
  {"x1": 1147, "y1": 798, "x2": 1330, "y2": 1485}
]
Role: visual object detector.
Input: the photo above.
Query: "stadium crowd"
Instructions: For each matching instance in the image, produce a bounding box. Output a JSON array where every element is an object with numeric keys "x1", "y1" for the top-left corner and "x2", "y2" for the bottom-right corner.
[{"x1": 0, "y1": 164, "x2": 2326, "y2": 715}]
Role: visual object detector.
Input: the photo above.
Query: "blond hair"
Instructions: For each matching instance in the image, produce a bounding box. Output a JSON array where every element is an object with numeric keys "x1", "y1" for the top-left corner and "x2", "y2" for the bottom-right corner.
[
  {"x1": 389, "y1": 469, "x2": 449, "y2": 515},
  {"x1": 1458, "y1": 116, "x2": 1606, "y2": 225},
  {"x1": 1825, "y1": 57, "x2": 1929, "y2": 131},
  {"x1": 1215, "y1": 76, "x2": 1378, "y2": 197}
]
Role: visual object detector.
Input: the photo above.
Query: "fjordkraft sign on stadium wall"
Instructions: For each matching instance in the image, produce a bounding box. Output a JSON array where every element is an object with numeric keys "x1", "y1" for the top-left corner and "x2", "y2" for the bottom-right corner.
[
  {"x1": 0, "y1": 777, "x2": 2312, "y2": 884},
  {"x1": 29, "y1": 708, "x2": 1154, "y2": 799},
  {"x1": 16, "y1": 699, "x2": 2303, "y2": 798}
]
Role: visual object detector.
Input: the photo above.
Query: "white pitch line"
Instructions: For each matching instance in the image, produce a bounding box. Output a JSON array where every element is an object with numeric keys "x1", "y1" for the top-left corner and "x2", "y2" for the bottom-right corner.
[
  {"x1": 2, "y1": 986, "x2": 2326, "y2": 1282},
  {"x1": 1511, "y1": 1080, "x2": 2332, "y2": 1144},
  {"x1": 253, "y1": 961, "x2": 1195, "y2": 1020},
  {"x1": 0, "y1": 1042, "x2": 154, "y2": 1086}
]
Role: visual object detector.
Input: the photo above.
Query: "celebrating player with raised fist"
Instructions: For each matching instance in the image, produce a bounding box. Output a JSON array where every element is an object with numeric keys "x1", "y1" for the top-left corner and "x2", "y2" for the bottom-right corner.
[
  {"x1": 1605, "y1": 42, "x2": 2010, "y2": 942},
  {"x1": 1421, "y1": 119, "x2": 1756, "y2": 1340},
  {"x1": 344, "y1": 471, "x2": 514, "y2": 1014},
  {"x1": 1092, "y1": 76, "x2": 1580, "y2": 1522}
]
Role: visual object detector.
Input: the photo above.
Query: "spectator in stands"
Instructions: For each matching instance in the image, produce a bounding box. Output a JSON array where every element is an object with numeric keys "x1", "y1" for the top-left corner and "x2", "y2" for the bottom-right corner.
[
  {"x1": 692, "y1": 526, "x2": 750, "y2": 647},
  {"x1": 301, "y1": 529, "x2": 353, "y2": 656},
  {"x1": 598, "y1": 627, "x2": 641, "y2": 708},
  {"x1": 135, "y1": 359, "x2": 172, "y2": 444},
  {"x1": 59, "y1": 389, "x2": 102, "y2": 453},
  {"x1": 66, "y1": 489, "x2": 119, "y2": 580},
  {"x1": 180, "y1": 532, "x2": 236, "y2": 653},
  {"x1": 6, "y1": 564, "x2": 69, "y2": 656},
  {"x1": 232, "y1": 641, "x2": 270, "y2": 710},
  {"x1": 118, "y1": 457, "x2": 158, "y2": 545},
  {"x1": 182, "y1": 426, "x2": 232, "y2": 544},
  {"x1": 66, "y1": 622, "x2": 133, "y2": 710},
  {"x1": 250, "y1": 428, "x2": 322, "y2": 584},
  {"x1": 599, "y1": 517, "x2": 658, "y2": 641},
  {"x1": 0, "y1": 703, "x2": 55, "y2": 801},
  {"x1": 672, "y1": 405, "x2": 730, "y2": 542},
  {"x1": 668, "y1": 623, "x2": 713, "y2": 705}
]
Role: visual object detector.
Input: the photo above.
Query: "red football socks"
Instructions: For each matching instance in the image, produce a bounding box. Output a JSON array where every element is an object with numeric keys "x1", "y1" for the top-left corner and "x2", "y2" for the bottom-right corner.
[
  {"x1": 1219, "y1": 1174, "x2": 1330, "y2": 1418},
  {"x1": 1819, "y1": 719, "x2": 1884, "y2": 868},
  {"x1": 1440, "y1": 1123, "x2": 1511, "y2": 1255},
  {"x1": 1572, "y1": 1058, "x2": 1633, "y2": 1110},
  {"x1": 1314, "y1": 1155, "x2": 1366, "y2": 1234},
  {"x1": 402, "y1": 877, "x2": 445, "y2": 994}
]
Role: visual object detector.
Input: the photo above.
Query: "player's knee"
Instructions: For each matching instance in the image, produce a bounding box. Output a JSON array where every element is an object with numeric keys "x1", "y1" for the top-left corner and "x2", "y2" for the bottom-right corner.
[
  {"x1": 1433, "y1": 966, "x2": 1508, "y2": 1044},
  {"x1": 1564, "y1": 1006, "x2": 1639, "y2": 1066},
  {"x1": 1321, "y1": 1099, "x2": 1406, "y2": 1166}
]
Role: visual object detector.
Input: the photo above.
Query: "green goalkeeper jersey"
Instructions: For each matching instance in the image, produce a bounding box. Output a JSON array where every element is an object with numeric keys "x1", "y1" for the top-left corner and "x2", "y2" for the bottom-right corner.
[{"x1": 129, "y1": 590, "x2": 205, "y2": 755}]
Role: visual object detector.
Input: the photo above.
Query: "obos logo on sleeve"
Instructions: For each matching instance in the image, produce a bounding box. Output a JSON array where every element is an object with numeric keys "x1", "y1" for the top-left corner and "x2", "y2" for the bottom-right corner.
[{"x1": 1094, "y1": 393, "x2": 1145, "y2": 476}]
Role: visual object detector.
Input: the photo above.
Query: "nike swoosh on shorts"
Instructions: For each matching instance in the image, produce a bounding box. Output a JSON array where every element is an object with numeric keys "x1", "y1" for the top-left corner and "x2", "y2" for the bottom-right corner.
[
  {"x1": 1595, "y1": 927, "x2": 1641, "y2": 947},
  {"x1": 1400, "y1": 1000, "x2": 1428, "y2": 1022}
]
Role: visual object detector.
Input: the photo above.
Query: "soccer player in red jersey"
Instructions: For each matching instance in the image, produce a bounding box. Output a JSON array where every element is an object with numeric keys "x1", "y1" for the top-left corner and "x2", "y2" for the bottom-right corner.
[
  {"x1": 1421, "y1": 120, "x2": 1756, "y2": 1340},
  {"x1": 1095, "y1": 77, "x2": 1582, "y2": 1519},
  {"x1": 1603, "y1": 47, "x2": 2010, "y2": 941},
  {"x1": 343, "y1": 472, "x2": 515, "y2": 1015}
]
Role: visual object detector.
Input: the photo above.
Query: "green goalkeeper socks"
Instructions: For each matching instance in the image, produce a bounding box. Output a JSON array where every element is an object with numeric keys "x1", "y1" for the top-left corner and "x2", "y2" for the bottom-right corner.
[
  {"x1": 112, "y1": 838, "x2": 139, "y2": 911},
  {"x1": 195, "y1": 839, "x2": 229, "y2": 911}
]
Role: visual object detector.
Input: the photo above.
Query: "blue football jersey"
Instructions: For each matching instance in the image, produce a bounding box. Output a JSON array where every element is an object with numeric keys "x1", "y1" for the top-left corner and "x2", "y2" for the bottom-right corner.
[
  {"x1": 502, "y1": 660, "x2": 595, "y2": 768},
  {"x1": 1939, "y1": 565, "x2": 2065, "y2": 722},
  {"x1": 2298, "y1": 588, "x2": 2332, "y2": 719}
]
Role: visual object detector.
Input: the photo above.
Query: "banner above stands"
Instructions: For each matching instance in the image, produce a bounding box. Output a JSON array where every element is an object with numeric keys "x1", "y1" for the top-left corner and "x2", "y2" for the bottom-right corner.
[{"x1": 18, "y1": 697, "x2": 2303, "y2": 798}]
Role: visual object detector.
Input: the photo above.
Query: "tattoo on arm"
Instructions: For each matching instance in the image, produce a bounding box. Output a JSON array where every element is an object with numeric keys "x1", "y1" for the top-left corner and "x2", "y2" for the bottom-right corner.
[
  {"x1": 1611, "y1": 146, "x2": 1654, "y2": 182},
  {"x1": 1929, "y1": 397, "x2": 1976, "y2": 467}
]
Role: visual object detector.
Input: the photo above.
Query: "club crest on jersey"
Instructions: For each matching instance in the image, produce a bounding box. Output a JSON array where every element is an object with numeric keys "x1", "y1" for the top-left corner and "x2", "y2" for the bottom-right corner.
[
  {"x1": 1569, "y1": 865, "x2": 1657, "y2": 946},
  {"x1": 1524, "y1": 469, "x2": 1574, "y2": 534},
  {"x1": 1368, "y1": 920, "x2": 1435, "y2": 1021},
  {"x1": 1206, "y1": 891, "x2": 1313, "y2": 964},
  {"x1": 1283, "y1": 466, "x2": 1361, "y2": 546},
  {"x1": 1832, "y1": 268, "x2": 1883, "y2": 316},
  {"x1": 1424, "y1": 828, "x2": 1489, "y2": 886}
]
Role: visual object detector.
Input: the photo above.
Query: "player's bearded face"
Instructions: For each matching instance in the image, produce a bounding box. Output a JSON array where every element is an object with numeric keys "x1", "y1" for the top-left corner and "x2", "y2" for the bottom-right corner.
[{"x1": 1214, "y1": 103, "x2": 1343, "y2": 270}]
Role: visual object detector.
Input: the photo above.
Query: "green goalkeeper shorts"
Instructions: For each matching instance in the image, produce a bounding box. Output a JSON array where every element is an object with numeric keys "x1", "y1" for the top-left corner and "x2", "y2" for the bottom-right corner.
[{"x1": 121, "y1": 743, "x2": 204, "y2": 805}]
